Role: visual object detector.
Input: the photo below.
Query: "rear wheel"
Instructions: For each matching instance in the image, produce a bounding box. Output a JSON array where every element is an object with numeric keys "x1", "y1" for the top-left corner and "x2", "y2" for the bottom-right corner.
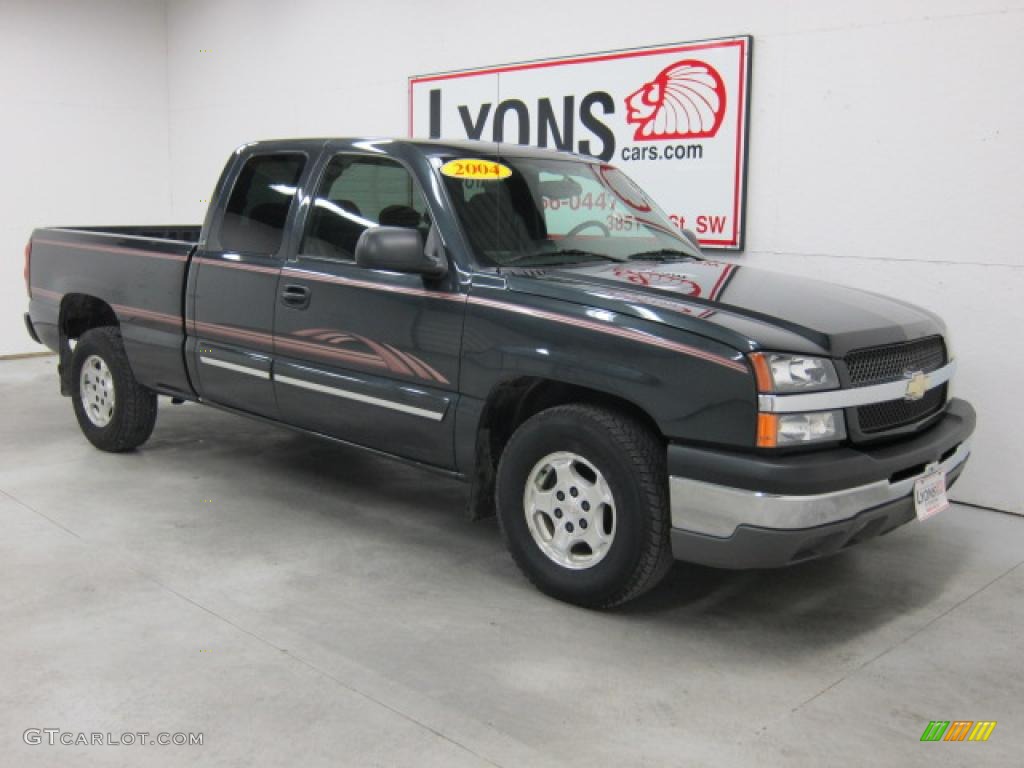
[
  {"x1": 496, "y1": 404, "x2": 672, "y2": 608},
  {"x1": 71, "y1": 327, "x2": 157, "y2": 452}
]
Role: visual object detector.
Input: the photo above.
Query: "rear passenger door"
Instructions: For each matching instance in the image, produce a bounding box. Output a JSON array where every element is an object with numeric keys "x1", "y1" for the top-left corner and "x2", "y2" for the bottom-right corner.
[
  {"x1": 272, "y1": 151, "x2": 465, "y2": 468},
  {"x1": 190, "y1": 151, "x2": 308, "y2": 417}
]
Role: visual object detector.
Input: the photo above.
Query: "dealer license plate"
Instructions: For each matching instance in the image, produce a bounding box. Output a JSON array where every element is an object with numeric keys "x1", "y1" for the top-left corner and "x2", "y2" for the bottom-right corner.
[{"x1": 914, "y1": 468, "x2": 949, "y2": 521}]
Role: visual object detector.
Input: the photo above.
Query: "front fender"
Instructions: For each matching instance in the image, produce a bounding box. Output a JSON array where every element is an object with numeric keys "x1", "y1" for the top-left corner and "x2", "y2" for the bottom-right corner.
[{"x1": 458, "y1": 283, "x2": 756, "y2": 448}]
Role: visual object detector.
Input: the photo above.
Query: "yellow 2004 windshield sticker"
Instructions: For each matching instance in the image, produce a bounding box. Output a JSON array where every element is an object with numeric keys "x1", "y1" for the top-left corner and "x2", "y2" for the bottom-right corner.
[{"x1": 440, "y1": 159, "x2": 512, "y2": 180}]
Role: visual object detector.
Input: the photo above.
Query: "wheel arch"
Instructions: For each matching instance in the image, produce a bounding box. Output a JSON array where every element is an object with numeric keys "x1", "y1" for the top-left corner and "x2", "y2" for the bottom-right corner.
[
  {"x1": 57, "y1": 293, "x2": 120, "y2": 395},
  {"x1": 464, "y1": 375, "x2": 664, "y2": 520}
]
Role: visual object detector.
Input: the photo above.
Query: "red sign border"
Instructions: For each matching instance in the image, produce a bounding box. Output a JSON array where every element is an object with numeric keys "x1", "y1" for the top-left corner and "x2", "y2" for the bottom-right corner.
[{"x1": 409, "y1": 36, "x2": 753, "y2": 250}]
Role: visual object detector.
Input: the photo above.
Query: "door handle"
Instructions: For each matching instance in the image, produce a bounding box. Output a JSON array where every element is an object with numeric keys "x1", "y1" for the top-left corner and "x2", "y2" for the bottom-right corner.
[{"x1": 280, "y1": 284, "x2": 311, "y2": 309}]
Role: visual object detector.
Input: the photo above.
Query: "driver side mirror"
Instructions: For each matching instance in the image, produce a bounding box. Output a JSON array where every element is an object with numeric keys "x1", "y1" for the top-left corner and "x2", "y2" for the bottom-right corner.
[{"x1": 354, "y1": 226, "x2": 447, "y2": 278}]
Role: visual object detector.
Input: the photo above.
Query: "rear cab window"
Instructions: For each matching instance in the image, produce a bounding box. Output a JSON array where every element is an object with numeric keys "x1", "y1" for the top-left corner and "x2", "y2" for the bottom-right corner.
[{"x1": 218, "y1": 153, "x2": 306, "y2": 255}]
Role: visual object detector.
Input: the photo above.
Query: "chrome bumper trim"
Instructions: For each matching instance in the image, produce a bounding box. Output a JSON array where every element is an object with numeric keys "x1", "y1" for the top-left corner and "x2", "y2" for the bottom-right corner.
[
  {"x1": 669, "y1": 439, "x2": 971, "y2": 538},
  {"x1": 758, "y1": 360, "x2": 956, "y2": 413}
]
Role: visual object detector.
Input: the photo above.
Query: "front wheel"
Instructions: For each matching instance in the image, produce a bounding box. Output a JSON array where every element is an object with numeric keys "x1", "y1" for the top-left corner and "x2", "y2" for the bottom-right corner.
[
  {"x1": 496, "y1": 404, "x2": 673, "y2": 608},
  {"x1": 71, "y1": 326, "x2": 157, "y2": 452}
]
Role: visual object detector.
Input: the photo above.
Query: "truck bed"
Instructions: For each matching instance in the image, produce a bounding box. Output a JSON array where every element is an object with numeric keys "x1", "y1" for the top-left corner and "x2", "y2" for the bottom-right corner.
[{"x1": 27, "y1": 225, "x2": 200, "y2": 398}]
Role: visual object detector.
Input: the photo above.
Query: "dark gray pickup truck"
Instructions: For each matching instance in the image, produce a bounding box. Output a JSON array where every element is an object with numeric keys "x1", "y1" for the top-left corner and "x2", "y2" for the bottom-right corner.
[{"x1": 23, "y1": 138, "x2": 975, "y2": 607}]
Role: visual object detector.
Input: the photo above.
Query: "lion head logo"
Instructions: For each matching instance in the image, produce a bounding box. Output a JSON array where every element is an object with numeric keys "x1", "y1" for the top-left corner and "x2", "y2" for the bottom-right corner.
[{"x1": 625, "y1": 59, "x2": 727, "y2": 141}]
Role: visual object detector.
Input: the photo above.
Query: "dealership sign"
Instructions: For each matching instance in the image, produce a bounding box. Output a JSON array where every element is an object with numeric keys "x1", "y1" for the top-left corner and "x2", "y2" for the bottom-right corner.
[{"x1": 409, "y1": 36, "x2": 752, "y2": 249}]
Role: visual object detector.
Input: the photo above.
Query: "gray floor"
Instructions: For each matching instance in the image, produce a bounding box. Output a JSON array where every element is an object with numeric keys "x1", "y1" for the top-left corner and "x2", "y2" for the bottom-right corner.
[{"x1": 1, "y1": 355, "x2": 1021, "y2": 767}]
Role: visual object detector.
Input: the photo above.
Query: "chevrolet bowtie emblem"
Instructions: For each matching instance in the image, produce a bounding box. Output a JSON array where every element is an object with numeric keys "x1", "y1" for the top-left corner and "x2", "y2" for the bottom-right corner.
[{"x1": 904, "y1": 370, "x2": 929, "y2": 401}]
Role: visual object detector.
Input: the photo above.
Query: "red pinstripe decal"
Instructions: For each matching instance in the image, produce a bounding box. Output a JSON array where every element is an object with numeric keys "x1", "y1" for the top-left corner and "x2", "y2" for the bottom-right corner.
[
  {"x1": 585, "y1": 287, "x2": 716, "y2": 319},
  {"x1": 193, "y1": 320, "x2": 272, "y2": 346},
  {"x1": 708, "y1": 263, "x2": 737, "y2": 298},
  {"x1": 194, "y1": 321, "x2": 392, "y2": 372},
  {"x1": 34, "y1": 238, "x2": 188, "y2": 262},
  {"x1": 196, "y1": 257, "x2": 280, "y2": 275},
  {"x1": 467, "y1": 295, "x2": 748, "y2": 373},
  {"x1": 35, "y1": 270, "x2": 744, "y2": 378},
  {"x1": 290, "y1": 326, "x2": 452, "y2": 384},
  {"x1": 30, "y1": 290, "x2": 184, "y2": 332},
  {"x1": 111, "y1": 304, "x2": 181, "y2": 326},
  {"x1": 31, "y1": 287, "x2": 62, "y2": 301},
  {"x1": 281, "y1": 266, "x2": 467, "y2": 302},
  {"x1": 283, "y1": 265, "x2": 744, "y2": 373},
  {"x1": 354, "y1": 337, "x2": 413, "y2": 376},
  {"x1": 385, "y1": 344, "x2": 451, "y2": 385},
  {"x1": 387, "y1": 345, "x2": 431, "y2": 380},
  {"x1": 277, "y1": 337, "x2": 389, "y2": 370}
]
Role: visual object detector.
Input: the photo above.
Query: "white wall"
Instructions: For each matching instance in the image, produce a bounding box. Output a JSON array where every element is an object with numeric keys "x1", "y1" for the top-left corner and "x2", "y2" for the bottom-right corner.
[
  {"x1": 8, "y1": 0, "x2": 1023, "y2": 513},
  {"x1": 0, "y1": 0, "x2": 171, "y2": 357}
]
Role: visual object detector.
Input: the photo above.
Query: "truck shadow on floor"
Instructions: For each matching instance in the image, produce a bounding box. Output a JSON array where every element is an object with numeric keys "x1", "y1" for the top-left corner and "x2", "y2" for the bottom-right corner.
[
  {"x1": 614, "y1": 531, "x2": 969, "y2": 652},
  {"x1": 149, "y1": 404, "x2": 969, "y2": 644}
]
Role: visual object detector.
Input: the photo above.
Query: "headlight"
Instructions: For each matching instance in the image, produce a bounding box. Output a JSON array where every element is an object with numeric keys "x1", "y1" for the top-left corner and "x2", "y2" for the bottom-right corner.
[
  {"x1": 750, "y1": 352, "x2": 839, "y2": 393},
  {"x1": 757, "y1": 410, "x2": 846, "y2": 448}
]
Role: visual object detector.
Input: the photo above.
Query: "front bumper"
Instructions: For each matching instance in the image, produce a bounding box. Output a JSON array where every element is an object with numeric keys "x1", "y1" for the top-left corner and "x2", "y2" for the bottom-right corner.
[{"x1": 668, "y1": 398, "x2": 976, "y2": 569}]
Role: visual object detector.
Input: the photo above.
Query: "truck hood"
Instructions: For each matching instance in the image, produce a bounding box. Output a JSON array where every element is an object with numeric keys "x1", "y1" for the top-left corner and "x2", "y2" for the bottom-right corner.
[{"x1": 501, "y1": 259, "x2": 945, "y2": 357}]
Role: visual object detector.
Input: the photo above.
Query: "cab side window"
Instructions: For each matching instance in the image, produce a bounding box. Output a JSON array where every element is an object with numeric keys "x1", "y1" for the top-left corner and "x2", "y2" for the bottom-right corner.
[
  {"x1": 302, "y1": 155, "x2": 429, "y2": 261},
  {"x1": 218, "y1": 153, "x2": 306, "y2": 254}
]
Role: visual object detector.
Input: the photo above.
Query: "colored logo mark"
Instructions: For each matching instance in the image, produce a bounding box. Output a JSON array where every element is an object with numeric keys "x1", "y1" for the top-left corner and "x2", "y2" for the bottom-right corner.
[{"x1": 920, "y1": 720, "x2": 996, "y2": 742}]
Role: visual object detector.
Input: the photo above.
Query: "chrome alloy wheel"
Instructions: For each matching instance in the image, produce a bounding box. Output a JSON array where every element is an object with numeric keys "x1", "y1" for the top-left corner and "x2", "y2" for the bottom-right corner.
[
  {"x1": 523, "y1": 451, "x2": 617, "y2": 570},
  {"x1": 80, "y1": 354, "x2": 115, "y2": 427}
]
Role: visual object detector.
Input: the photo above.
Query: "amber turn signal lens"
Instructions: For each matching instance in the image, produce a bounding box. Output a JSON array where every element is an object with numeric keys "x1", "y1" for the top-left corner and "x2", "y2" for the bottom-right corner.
[
  {"x1": 749, "y1": 352, "x2": 774, "y2": 393},
  {"x1": 756, "y1": 413, "x2": 778, "y2": 448}
]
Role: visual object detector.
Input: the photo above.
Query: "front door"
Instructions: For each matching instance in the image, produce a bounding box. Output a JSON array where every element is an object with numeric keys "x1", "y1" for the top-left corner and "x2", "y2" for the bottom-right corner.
[
  {"x1": 272, "y1": 152, "x2": 465, "y2": 467},
  {"x1": 189, "y1": 151, "x2": 307, "y2": 417}
]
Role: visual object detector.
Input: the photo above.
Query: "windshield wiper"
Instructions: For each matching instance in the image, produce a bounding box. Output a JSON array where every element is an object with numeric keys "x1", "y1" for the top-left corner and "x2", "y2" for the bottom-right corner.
[
  {"x1": 625, "y1": 248, "x2": 699, "y2": 262},
  {"x1": 501, "y1": 248, "x2": 626, "y2": 267}
]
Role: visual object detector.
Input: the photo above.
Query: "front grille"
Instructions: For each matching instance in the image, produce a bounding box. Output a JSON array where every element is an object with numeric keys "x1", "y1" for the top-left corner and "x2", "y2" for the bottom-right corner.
[
  {"x1": 843, "y1": 336, "x2": 948, "y2": 438},
  {"x1": 845, "y1": 336, "x2": 946, "y2": 386},
  {"x1": 857, "y1": 384, "x2": 947, "y2": 433}
]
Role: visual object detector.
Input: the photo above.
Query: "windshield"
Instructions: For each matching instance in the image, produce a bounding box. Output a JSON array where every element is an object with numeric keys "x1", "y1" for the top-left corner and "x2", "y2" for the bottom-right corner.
[{"x1": 439, "y1": 156, "x2": 700, "y2": 268}]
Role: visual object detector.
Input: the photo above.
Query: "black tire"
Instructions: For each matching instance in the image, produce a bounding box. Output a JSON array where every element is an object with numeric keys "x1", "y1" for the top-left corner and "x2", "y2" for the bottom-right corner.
[
  {"x1": 71, "y1": 326, "x2": 157, "y2": 452},
  {"x1": 496, "y1": 404, "x2": 673, "y2": 608}
]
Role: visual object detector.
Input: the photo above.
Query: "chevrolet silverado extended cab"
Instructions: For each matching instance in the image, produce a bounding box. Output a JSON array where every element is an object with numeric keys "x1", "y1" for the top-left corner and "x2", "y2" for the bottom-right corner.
[{"x1": 24, "y1": 138, "x2": 975, "y2": 607}]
